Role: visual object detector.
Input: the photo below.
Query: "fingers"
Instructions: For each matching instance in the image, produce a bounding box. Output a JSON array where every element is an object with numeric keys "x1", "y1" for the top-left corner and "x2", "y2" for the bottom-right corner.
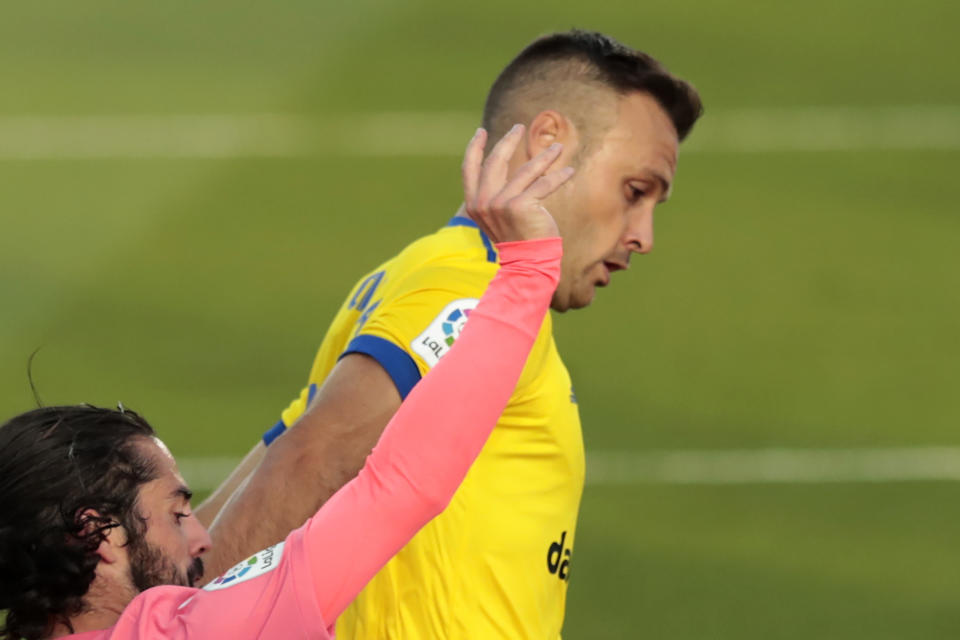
[
  {"x1": 461, "y1": 128, "x2": 487, "y2": 208},
  {"x1": 474, "y1": 124, "x2": 525, "y2": 208},
  {"x1": 495, "y1": 142, "x2": 564, "y2": 204},
  {"x1": 520, "y1": 165, "x2": 576, "y2": 201},
  {"x1": 459, "y1": 123, "x2": 574, "y2": 243}
]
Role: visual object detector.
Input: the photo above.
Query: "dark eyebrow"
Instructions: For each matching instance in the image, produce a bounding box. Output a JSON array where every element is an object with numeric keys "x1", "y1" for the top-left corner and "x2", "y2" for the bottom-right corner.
[
  {"x1": 652, "y1": 172, "x2": 672, "y2": 203},
  {"x1": 170, "y1": 485, "x2": 193, "y2": 502}
]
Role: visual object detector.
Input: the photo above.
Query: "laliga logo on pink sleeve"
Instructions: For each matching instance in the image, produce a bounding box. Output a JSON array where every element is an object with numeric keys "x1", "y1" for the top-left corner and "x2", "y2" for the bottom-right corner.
[
  {"x1": 204, "y1": 542, "x2": 285, "y2": 591},
  {"x1": 215, "y1": 555, "x2": 256, "y2": 585}
]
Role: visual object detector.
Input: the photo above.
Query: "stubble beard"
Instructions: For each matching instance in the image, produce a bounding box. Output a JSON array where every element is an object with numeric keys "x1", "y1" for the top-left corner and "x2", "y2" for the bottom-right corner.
[{"x1": 128, "y1": 537, "x2": 204, "y2": 592}]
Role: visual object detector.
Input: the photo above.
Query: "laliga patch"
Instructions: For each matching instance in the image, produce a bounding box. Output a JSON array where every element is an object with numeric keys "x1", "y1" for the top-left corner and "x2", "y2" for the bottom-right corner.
[
  {"x1": 204, "y1": 542, "x2": 285, "y2": 591},
  {"x1": 411, "y1": 298, "x2": 479, "y2": 368}
]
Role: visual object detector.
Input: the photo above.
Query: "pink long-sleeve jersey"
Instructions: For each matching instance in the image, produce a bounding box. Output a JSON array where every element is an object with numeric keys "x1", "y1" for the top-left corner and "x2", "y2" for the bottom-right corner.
[{"x1": 67, "y1": 236, "x2": 562, "y2": 640}]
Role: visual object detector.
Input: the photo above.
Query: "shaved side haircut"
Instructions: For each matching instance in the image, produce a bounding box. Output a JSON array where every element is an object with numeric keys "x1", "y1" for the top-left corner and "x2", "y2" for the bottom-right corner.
[{"x1": 482, "y1": 29, "x2": 703, "y2": 151}]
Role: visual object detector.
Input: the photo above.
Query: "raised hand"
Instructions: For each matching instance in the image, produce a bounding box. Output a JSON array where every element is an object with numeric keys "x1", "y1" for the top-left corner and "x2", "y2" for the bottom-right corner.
[{"x1": 461, "y1": 124, "x2": 574, "y2": 244}]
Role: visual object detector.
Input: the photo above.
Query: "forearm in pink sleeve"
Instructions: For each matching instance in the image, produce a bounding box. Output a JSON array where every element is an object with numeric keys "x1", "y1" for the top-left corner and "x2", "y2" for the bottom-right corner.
[{"x1": 300, "y1": 236, "x2": 562, "y2": 623}]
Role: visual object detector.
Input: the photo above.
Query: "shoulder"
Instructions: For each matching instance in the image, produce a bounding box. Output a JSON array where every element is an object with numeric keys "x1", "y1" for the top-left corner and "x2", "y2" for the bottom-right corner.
[
  {"x1": 397, "y1": 220, "x2": 497, "y2": 274},
  {"x1": 103, "y1": 585, "x2": 196, "y2": 637},
  {"x1": 374, "y1": 222, "x2": 499, "y2": 302}
]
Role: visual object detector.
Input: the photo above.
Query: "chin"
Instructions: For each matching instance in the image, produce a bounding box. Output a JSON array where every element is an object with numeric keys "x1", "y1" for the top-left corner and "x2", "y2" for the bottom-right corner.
[
  {"x1": 569, "y1": 296, "x2": 595, "y2": 310},
  {"x1": 551, "y1": 280, "x2": 597, "y2": 312},
  {"x1": 550, "y1": 290, "x2": 569, "y2": 312}
]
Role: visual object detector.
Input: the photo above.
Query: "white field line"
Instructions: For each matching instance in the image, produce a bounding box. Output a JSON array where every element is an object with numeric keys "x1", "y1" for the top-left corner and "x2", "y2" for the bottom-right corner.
[
  {"x1": 177, "y1": 447, "x2": 960, "y2": 492},
  {"x1": 584, "y1": 448, "x2": 960, "y2": 485},
  {"x1": 1, "y1": 106, "x2": 959, "y2": 159}
]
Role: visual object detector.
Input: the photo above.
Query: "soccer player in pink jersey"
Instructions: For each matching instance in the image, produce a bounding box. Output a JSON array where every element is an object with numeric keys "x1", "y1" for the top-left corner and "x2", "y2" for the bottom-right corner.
[{"x1": 0, "y1": 127, "x2": 571, "y2": 640}]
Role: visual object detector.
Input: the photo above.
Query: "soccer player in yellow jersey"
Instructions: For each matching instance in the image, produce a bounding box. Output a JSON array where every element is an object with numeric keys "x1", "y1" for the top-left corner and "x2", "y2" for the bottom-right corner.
[{"x1": 198, "y1": 30, "x2": 702, "y2": 638}]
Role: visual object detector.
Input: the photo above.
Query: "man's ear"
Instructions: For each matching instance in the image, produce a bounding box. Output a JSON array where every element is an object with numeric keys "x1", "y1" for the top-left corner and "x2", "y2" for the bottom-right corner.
[
  {"x1": 526, "y1": 110, "x2": 579, "y2": 159},
  {"x1": 77, "y1": 510, "x2": 126, "y2": 565}
]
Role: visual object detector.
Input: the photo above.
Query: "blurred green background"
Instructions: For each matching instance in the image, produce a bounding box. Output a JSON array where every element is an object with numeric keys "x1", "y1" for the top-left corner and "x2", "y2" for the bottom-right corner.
[{"x1": 1, "y1": 1, "x2": 958, "y2": 637}]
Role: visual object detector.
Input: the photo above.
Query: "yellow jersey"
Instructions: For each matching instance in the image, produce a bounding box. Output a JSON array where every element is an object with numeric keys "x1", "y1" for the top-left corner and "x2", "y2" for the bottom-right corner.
[{"x1": 265, "y1": 218, "x2": 584, "y2": 638}]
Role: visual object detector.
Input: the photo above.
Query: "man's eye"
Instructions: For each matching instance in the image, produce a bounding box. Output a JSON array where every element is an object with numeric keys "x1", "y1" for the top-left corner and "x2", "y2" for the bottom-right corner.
[
  {"x1": 174, "y1": 512, "x2": 189, "y2": 524},
  {"x1": 627, "y1": 185, "x2": 646, "y2": 202}
]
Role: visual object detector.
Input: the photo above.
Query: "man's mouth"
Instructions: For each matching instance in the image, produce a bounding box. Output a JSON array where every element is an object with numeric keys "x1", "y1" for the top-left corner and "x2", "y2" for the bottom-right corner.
[
  {"x1": 597, "y1": 260, "x2": 627, "y2": 287},
  {"x1": 597, "y1": 264, "x2": 611, "y2": 287},
  {"x1": 187, "y1": 557, "x2": 205, "y2": 587}
]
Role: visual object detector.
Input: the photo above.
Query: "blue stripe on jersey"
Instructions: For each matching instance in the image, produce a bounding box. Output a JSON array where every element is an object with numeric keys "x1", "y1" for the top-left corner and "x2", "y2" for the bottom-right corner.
[
  {"x1": 262, "y1": 383, "x2": 320, "y2": 446},
  {"x1": 341, "y1": 334, "x2": 421, "y2": 399},
  {"x1": 262, "y1": 419, "x2": 287, "y2": 446},
  {"x1": 446, "y1": 216, "x2": 497, "y2": 263}
]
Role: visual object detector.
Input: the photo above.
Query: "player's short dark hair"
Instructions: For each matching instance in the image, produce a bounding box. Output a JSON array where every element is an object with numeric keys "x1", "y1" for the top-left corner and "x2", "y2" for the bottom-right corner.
[
  {"x1": 482, "y1": 29, "x2": 703, "y2": 142},
  {"x1": 0, "y1": 405, "x2": 159, "y2": 640}
]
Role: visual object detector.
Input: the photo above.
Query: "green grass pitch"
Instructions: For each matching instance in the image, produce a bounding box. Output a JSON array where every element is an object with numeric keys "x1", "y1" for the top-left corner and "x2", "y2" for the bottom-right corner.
[{"x1": 1, "y1": 1, "x2": 958, "y2": 637}]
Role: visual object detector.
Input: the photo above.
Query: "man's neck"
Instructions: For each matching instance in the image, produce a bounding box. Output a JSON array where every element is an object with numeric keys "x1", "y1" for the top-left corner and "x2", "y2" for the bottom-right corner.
[
  {"x1": 50, "y1": 608, "x2": 122, "y2": 638},
  {"x1": 50, "y1": 581, "x2": 134, "y2": 638}
]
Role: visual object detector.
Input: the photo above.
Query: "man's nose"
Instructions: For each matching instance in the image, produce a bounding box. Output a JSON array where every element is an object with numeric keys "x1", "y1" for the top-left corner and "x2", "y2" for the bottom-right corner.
[
  {"x1": 624, "y1": 208, "x2": 654, "y2": 254},
  {"x1": 188, "y1": 517, "x2": 213, "y2": 556}
]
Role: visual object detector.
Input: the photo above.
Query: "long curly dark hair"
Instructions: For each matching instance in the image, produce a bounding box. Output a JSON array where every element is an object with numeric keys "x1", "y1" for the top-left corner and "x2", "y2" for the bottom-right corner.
[{"x1": 0, "y1": 405, "x2": 159, "y2": 640}]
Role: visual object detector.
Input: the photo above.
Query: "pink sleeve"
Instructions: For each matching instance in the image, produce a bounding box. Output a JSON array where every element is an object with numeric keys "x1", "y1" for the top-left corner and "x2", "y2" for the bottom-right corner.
[
  {"x1": 303, "y1": 236, "x2": 562, "y2": 623},
  {"x1": 87, "y1": 237, "x2": 561, "y2": 640}
]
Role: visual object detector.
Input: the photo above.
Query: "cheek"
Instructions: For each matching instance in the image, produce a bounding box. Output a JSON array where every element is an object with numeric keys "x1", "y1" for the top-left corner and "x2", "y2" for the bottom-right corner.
[
  {"x1": 596, "y1": 190, "x2": 627, "y2": 231},
  {"x1": 549, "y1": 178, "x2": 621, "y2": 273},
  {"x1": 540, "y1": 181, "x2": 579, "y2": 231},
  {"x1": 148, "y1": 522, "x2": 189, "y2": 556},
  {"x1": 575, "y1": 174, "x2": 624, "y2": 233},
  {"x1": 552, "y1": 182, "x2": 603, "y2": 239},
  {"x1": 580, "y1": 200, "x2": 625, "y2": 259}
]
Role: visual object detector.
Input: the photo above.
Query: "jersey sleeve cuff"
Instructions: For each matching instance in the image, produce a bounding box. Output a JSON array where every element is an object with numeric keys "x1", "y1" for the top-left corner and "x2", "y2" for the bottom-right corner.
[
  {"x1": 262, "y1": 419, "x2": 287, "y2": 446},
  {"x1": 341, "y1": 334, "x2": 421, "y2": 399}
]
